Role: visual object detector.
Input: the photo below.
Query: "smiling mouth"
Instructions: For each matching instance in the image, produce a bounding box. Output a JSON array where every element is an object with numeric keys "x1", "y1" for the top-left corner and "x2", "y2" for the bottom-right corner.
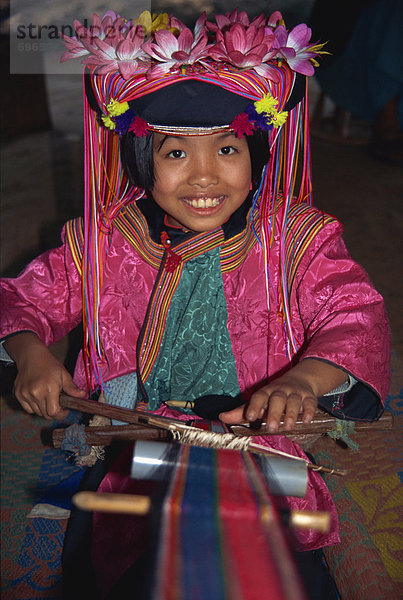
[{"x1": 181, "y1": 195, "x2": 225, "y2": 209}]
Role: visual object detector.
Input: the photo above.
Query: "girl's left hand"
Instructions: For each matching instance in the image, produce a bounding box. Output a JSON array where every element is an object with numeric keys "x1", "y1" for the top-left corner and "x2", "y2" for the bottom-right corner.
[
  {"x1": 219, "y1": 372, "x2": 317, "y2": 432},
  {"x1": 219, "y1": 359, "x2": 348, "y2": 433}
]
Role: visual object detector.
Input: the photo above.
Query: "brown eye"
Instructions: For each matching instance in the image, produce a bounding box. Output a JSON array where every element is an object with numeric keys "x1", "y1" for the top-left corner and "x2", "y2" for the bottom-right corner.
[
  {"x1": 168, "y1": 149, "x2": 186, "y2": 158},
  {"x1": 219, "y1": 146, "x2": 236, "y2": 155}
]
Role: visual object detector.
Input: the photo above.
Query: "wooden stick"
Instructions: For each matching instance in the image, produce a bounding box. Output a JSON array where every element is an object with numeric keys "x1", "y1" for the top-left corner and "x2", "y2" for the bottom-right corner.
[
  {"x1": 231, "y1": 410, "x2": 394, "y2": 437},
  {"x1": 289, "y1": 510, "x2": 330, "y2": 534},
  {"x1": 166, "y1": 401, "x2": 394, "y2": 435},
  {"x1": 52, "y1": 424, "x2": 171, "y2": 448},
  {"x1": 60, "y1": 394, "x2": 393, "y2": 437},
  {"x1": 73, "y1": 491, "x2": 330, "y2": 533},
  {"x1": 58, "y1": 395, "x2": 345, "y2": 475},
  {"x1": 73, "y1": 491, "x2": 151, "y2": 515},
  {"x1": 59, "y1": 394, "x2": 177, "y2": 426}
]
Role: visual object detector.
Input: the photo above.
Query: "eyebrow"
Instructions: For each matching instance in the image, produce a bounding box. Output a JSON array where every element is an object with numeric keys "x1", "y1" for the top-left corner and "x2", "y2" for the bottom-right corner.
[
  {"x1": 216, "y1": 132, "x2": 237, "y2": 140},
  {"x1": 157, "y1": 131, "x2": 237, "y2": 151}
]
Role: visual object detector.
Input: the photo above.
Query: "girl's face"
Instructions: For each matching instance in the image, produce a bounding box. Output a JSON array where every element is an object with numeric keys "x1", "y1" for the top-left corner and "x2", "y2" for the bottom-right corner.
[{"x1": 152, "y1": 132, "x2": 252, "y2": 232}]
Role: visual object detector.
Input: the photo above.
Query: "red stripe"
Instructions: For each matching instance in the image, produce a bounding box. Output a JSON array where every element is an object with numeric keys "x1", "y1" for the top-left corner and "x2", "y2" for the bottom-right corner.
[
  {"x1": 158, "y1": 446, "x2": 191, "y2": 600},
  {"x1": 217, "y1": 450, "x2": 287, "y2": 600}
]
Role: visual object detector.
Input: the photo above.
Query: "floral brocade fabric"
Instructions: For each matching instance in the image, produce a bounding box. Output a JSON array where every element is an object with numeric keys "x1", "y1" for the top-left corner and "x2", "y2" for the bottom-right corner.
[{"x1": 144, "y1": 247, "x2": 241, "y2": 411}]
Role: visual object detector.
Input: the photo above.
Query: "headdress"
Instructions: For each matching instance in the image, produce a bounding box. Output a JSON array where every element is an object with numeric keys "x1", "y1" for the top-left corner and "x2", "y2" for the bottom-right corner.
[{"x1": 61, "y1": 9, "x2": 325, "y2": 390}]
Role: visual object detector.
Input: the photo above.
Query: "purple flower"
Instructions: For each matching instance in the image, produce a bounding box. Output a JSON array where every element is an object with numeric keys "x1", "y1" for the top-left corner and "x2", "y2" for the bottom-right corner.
[{"x1": 273, "y1": 23, "x2": 318, "y2": 76}]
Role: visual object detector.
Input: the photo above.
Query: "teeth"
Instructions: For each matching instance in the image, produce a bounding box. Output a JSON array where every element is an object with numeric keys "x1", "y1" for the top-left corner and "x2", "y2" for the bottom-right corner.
[{"x1": 183, "y1": 196, "x2": 223, "y2": 208}]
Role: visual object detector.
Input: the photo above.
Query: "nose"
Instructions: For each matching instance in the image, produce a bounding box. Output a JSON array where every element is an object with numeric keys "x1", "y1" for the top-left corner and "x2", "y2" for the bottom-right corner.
[{"x1": 187, "y1": 152, "x2": 219, "y2": 188}]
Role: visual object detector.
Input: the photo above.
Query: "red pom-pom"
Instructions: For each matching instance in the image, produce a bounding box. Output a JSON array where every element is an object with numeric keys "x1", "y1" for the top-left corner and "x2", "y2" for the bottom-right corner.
[
  {"x1": 128, "y1": 116, "x2": 149, "y2": 137},
  {"x1": 230, "y1": 113, "x2": 256, "y2": 138}
]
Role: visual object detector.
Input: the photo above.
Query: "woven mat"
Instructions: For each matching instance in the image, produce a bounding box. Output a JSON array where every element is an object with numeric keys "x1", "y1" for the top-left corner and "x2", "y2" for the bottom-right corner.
[
  {"x1": 312, "y1": 351, "x2": 403, "y2": 600},
  {"x1": 1, "y1": 354, "x2": 402, "y2": 599},
  {"x1": 0, "y1": 366, "x2": 83, "y2": 600}
]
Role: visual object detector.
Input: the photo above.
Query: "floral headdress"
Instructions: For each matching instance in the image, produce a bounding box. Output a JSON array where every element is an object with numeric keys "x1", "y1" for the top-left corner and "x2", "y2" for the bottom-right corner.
[{"x1": 61, "y1": 9, "x2": 325, "y2": 390}]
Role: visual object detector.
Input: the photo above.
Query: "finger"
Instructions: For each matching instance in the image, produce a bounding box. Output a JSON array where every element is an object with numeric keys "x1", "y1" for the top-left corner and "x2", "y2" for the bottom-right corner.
[
  {"x1": 25, "y1": 396, "x2": 44, "y2": 418},
  {"x1": 246, "y1": 388, "x2": 270, "y2": 422},
  {"x1": 301, "y1": 395, "x2": 317, "y2": 424},
  {"x1": 219, "y1": 406, "x2": 245, "y2": 424},
  {"x1": 265, "y1": 392, "x2": 287, "y2": 432},
  {"x1": 46, "y1": 393, "x2": 68, "y2": 421},
  {"x1": 20, "y1": 386, "x2": 53, "y2": 420},
  {"x1": 14, "y1": 379, "x2": 48, "y2": 418},
  {"x1": 29, "y1": 393, "x2": 51, "y2": 419},
  {"x1": 17, "y1": 397, "x2": 35, "y2": 415},
  {"x1": 14, "y1": 385, "x2": 41, "y2": 416},
  {"x1": 18, "y1": 382, "x2": 59, "y2": 420},
  {"x1": 283, "y1": 393, "x2": 303, "y2": 430},
  {"x1": 62, "y1": 377, "x2": 86, "y2": 398}
]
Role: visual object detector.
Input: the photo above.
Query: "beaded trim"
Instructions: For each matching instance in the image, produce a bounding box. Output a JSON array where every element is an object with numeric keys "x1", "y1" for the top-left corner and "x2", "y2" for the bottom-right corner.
[{"x1": 148, "y1": 124, "x2": 232, "y2": 136}]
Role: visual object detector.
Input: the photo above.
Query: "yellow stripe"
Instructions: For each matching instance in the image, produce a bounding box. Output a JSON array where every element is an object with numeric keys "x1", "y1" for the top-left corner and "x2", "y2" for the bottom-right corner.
[
  {"x1": 65, "y1": 218, "x2": 84, "y2": 275},
  {"x1": 114, "y1": 202, "x2": 259, "y2": 272},
  {"x1": 284, "y1": 204, "x2": 337, "y2": 293}
]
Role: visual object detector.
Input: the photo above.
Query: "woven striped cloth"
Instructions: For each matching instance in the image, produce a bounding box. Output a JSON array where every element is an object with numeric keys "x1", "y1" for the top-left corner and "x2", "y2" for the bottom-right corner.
[{"x1": 152, "y1": 444, "x2": 307, "y2": 600}]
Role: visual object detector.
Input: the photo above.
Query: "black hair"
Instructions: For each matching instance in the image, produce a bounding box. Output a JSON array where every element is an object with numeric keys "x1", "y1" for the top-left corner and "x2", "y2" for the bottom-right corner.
[
  {"x1": 247, "y1": 130, "x2": 270, "y2": 187},
  {"x1": 121, "y1": 129, "x2": 270, "y2": 194},
  {"x1": 121, "y1": 133, "x2": 155, "y2": 192}
]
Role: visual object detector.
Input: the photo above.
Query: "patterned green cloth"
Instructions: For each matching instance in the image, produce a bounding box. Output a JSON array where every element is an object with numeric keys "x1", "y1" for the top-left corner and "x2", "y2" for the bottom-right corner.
[{"x1": 144, "y1": 247, "x2": 241, "y2": 412}]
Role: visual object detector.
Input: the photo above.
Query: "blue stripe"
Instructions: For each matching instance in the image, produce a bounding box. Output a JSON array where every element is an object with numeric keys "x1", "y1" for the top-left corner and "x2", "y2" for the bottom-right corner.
[{"x1": 180, "y1": 446, "x2": 225, "y2": 600}]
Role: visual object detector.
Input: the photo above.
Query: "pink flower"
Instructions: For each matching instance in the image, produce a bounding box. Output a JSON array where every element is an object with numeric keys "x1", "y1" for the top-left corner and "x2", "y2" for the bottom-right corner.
[
  {"x1": 193, "y1": 12, "x2": 208, "y2": 43},
  {"x1": 231, "y1": 113, "x2": 256, "y2": 138},
  {"x1": 266, "y1": 11, "x2": 283, "y2": 29},
  {"x1": 86, "y1": 11, "x2": 120, "y2": 40},
  {"x1": 61, "y1": 11, "x2": 140, "y2": 73},
  {"x1": 116, "y1": 39, "x2": 148, "y2": 78},
  {"x1": 167, "y1": 15, "x2": 188, "y2": 33},
  {"x1": 80, "y1": 37, "x2": 120, "y2": 73},
  {"x1": 250, "y1": 14, "x2": 267, "y2": 28},
  {"x1": 207, "y1": 8, "x2": 251, "y2": 32},
  {"x1": 60, "y1": 34, "x2": 88, "y2": 62},
  {"x1": 209, "y1": 23, "x2": 273, "y2": 70},
  {"x1": 252, "y1": 43, "x2": 281, "y2": 82},
  {"x1": 74, "y1": 12, "x2": 126, "y2": 51},
  {"x1": 143, "y1": 28, "x2": 211, "y2": 78},
  {"x1": 273, "y1": 24, "x2": 317, "y2": 76},
  {"x1": 81, "y1": 25, "x2": 147, "y2": 79}
]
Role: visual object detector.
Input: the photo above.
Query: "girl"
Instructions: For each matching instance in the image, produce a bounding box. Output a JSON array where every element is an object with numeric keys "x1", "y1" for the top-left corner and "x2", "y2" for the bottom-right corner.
[{"x1": 0, "y1": 8, "x2": 390, "y2": 598}]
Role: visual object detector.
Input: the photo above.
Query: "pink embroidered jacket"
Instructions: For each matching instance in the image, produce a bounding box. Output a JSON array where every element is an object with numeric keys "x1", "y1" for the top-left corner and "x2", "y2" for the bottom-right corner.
[
  {"x1": 0, "y1": 200, "x2": 391, "y2": 556},
  {"x1": 1, "y1": 201, "x2": 390, "y2": 412}
]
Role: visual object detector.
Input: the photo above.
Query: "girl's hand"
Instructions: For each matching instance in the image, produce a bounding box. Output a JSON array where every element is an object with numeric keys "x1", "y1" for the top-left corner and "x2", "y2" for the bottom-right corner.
[
  {"x1": 4, "y1": 332, "x2": 86, "y2": 420},
  {"x1": 219, "y1": 359, "x2": 348, "y2": 432}
]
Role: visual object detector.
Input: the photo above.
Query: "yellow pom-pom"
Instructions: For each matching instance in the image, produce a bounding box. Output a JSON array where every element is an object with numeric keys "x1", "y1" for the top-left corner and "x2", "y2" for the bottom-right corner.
[
  {"x1": 254, "y1": 93, "x2": 278, "y2": 115},
  {"x1": 271, "y1": 109, "x2": 288, "y2": 128},
  {"x1": 106, "y1": 99, "x2": 130, "y2": 117},
  {"x1": 101, "y1": 114, "x2": 116, "y2": 130}
]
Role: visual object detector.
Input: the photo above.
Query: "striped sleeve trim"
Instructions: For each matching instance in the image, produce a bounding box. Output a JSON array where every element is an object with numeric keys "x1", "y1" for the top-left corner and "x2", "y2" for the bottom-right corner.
[
  {"x1": 284, "y1": 204, "x2": 339, "y2": 293},
  {"x1": 64, "y1": 217, "x2": 84, "y2": 275}
]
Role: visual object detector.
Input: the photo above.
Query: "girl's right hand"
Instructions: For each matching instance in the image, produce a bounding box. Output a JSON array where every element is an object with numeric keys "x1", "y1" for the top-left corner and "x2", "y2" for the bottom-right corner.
[{"x1": 4, "y1": 332, "x2": 86, "y2": 420}]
